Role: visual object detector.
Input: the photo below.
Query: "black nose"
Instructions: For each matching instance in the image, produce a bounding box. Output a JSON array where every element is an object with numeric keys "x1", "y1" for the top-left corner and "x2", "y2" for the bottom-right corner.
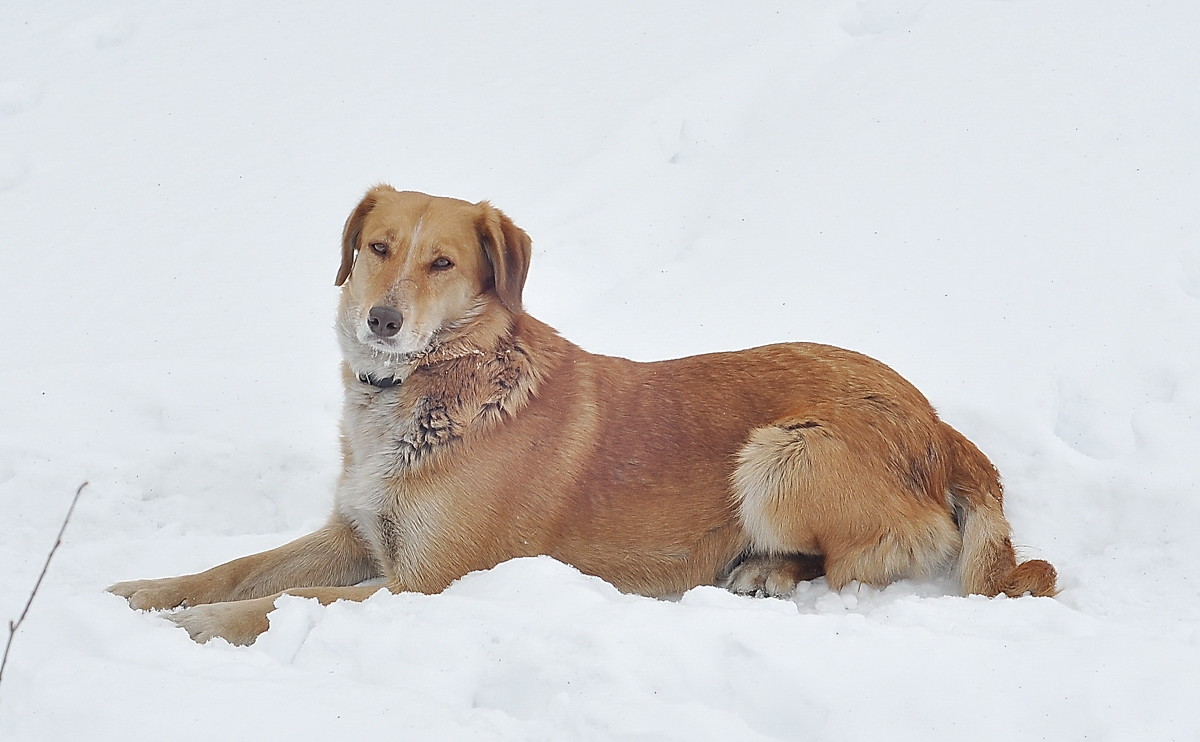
[{"x1": 367, "y1": 306, "x2": 404, "y2": 338}]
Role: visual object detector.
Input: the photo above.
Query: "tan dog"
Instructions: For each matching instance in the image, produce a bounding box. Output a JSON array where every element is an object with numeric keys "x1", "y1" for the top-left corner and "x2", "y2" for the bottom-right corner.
[{"x1": 110, "y1": 186, "x2": 1057, "y2": 645}]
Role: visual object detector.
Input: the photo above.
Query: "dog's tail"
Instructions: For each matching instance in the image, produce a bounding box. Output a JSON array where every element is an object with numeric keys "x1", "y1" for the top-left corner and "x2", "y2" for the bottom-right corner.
[{"x1": 945, "y1": 426, "x2": 1058, "y2": 597}]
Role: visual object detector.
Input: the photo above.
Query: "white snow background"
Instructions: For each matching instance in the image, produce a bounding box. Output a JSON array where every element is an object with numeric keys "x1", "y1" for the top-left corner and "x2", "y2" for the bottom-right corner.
[{"x1": 2, "y1": 1, "x2": 1198, "y2": 740}]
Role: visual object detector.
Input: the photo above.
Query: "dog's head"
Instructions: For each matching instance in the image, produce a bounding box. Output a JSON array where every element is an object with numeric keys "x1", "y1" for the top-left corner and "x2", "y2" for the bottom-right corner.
[{"x1": 335, "y1": 186, "x2": 531, "y2": 369}]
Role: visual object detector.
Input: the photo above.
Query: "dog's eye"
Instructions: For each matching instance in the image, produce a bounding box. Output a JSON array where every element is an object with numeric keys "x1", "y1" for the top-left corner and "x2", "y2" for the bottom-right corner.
[
  {"x1": 431, "y1": 257, "x2": 454, "y2": 270},
  {"x1": 369, "y1": 242, "x2": 389, "y2": 257}
]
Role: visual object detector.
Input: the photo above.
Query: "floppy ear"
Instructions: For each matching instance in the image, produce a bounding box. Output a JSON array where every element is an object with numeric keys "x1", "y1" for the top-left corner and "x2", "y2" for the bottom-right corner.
[
  {"x1": 336, "y1": 187, "x2": 387, "y2": 286},
  {"x1": 476, "y1": 201, "x2": 532, "y2": 312}
]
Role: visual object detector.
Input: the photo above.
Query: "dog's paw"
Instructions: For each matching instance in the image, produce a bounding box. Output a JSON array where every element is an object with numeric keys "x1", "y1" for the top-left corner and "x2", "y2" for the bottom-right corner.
[
  {"x1": 167, "y1": 598, "x2": 273, "y2": 646},
  {"x1": 108, "y1": 575, "x2": 206, "y2": 611},
  {"x1": 722, "y1": 553, "x2": 825, "y2": 598}
]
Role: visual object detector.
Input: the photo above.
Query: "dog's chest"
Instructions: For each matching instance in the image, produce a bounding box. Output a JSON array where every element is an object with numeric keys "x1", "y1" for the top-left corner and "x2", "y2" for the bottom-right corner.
[{"x1": 335, "y1": 390, "x2": 458, "y2": 579}]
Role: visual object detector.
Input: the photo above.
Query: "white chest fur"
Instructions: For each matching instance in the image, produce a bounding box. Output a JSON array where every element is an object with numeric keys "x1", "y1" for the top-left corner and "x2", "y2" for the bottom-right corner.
[{"x1": 334, "y1": 387, "x2": 447, "y2": 583}]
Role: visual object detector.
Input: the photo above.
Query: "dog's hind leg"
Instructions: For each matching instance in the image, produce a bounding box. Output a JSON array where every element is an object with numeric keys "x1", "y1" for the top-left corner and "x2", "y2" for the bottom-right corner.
[{"x1": 731, "y1": 414, "x2": 963, "y2": 593}]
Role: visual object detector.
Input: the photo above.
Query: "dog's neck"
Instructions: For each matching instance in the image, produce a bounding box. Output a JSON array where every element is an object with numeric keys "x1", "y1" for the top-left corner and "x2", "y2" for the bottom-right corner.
[{"x1": 342, "y1": 313, "x2": 571, "y2": 470}]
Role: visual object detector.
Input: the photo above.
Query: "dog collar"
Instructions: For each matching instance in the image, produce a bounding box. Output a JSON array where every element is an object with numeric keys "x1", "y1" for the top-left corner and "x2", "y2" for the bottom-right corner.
[{"x1": 356, "y1": 372, "x2": 404, "y2": 389}]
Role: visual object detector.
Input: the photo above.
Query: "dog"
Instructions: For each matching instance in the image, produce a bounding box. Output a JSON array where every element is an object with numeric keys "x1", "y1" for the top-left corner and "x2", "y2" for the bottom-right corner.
[{"x1": 110, "y1": 185, "x2": 1058, "y2": 645}]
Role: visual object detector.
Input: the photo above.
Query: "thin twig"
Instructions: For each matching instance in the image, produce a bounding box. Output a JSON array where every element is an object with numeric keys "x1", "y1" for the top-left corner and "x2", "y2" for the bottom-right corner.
[{"x1": 0, "y1": 481, "x2": 88, "y2": 698}]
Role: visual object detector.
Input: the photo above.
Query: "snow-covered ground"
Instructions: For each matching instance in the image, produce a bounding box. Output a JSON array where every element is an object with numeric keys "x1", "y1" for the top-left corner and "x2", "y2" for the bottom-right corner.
[{"x1": 2, "y1": 1, "x2": 1198, "y2": 739}]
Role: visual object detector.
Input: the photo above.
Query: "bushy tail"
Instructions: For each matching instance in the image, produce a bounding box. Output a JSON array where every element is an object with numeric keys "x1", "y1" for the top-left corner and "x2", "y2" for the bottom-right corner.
[{"x1": 946, "y1": 427, "x2": 1058, "y2": 597}]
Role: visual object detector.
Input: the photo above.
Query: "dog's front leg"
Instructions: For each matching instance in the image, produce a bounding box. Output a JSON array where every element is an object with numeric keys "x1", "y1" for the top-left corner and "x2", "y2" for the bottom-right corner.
[
  {"x1": 109, "y1": 515, "x2": 377, "y2": 611},
  {"x1": 167, "y1": 584, "x2": 387, "y2": 646}
]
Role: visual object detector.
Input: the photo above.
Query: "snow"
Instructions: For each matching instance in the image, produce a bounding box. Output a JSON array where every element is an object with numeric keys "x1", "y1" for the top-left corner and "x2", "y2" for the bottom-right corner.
[{"x1": 2, "y1": 1, "x2": 1198, "y2": 739}]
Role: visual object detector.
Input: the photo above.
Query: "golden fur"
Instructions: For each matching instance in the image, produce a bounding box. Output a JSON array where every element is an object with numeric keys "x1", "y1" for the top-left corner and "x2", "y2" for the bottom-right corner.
[{"x1": 110, "y1": 186, "x2": 1057, "y2": 645}]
